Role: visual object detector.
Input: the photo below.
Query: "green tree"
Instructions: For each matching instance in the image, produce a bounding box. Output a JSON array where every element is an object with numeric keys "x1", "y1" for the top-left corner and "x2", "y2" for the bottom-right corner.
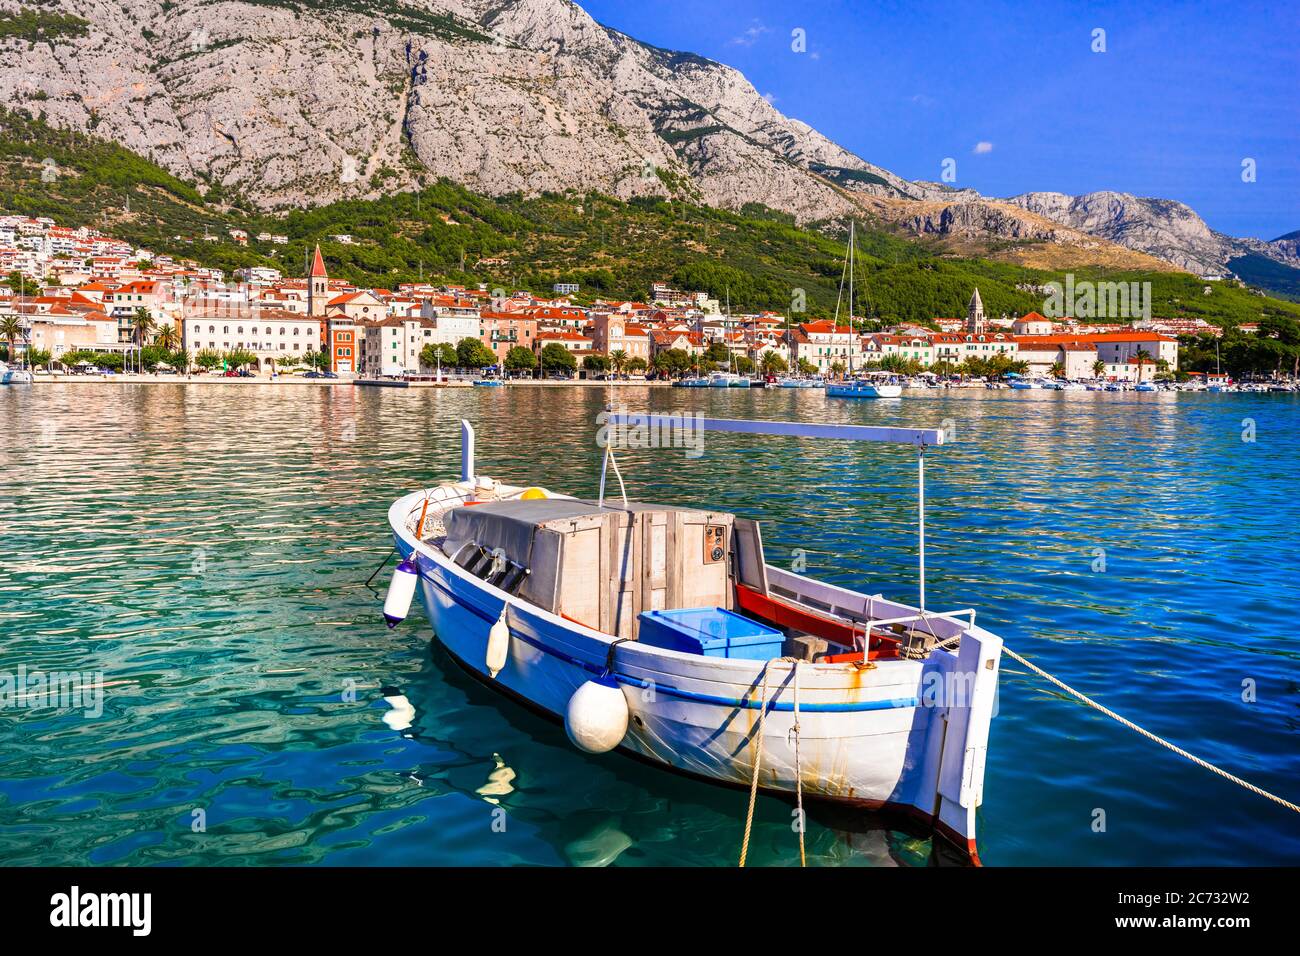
[
  {"x1": 0, "y1": 315, "x2": 22, "y2": 364},
  {"x1": 1134, "y1": 348, "x2": 1152, "y2": 382},
  {"x1": 1092, "y1": 358, "x2": 1107, "y2": 378},
  {"x1": 456, "y1": 337, "x2": 496, "y2": 368},
  {"x1": 154, "y1": 322, "x2": 177, "y2": 350},
  {"x1": 1049, "y1": 361, "x2": 1065, "y2": 380},
  {"x1": 130, "y1": 307, "x2": 155, "y2": 346},
  {"x1": 26, "y1": 347, "x2": 51, "y2": 368},
  {"x1": 734, "y1": 355, "x2": 755, "y2": 374},
  {"x1": 540, "y1": 342, "x2": 577, "y2": 375},
  {"x1": 796, "y1": 358, "x2": 817, "y2": 376},
  {"x1": 626, "y1": 356, "x2": 647, "y2": 374},
  {"x1": 195, "y1": 348, "x2": 224, "y2": 370},
  {"x1": 583, "y1": 353, "x2": 610, "y2": 373},
  {"x1": 171, "y1": 348, "x2": 191, "y2": 372},
  {"x1": 759, "y1": 351, "x2": 789, "y2": 376},
  {"x1": 609, "y1": 349, "x2": 628, "y2": 377},
  {"x1": 504, "y1": 345, "x2": 536, "y2": 375},
  {"x1": 225, "y1": 348, "x2": 257, "y2": 370},
  {"x1": 140, "y1": 344, "x2": 169, "y2": 371},
  {"x1": 420, "y1": 342, "x2": 457, "y2": 370}
]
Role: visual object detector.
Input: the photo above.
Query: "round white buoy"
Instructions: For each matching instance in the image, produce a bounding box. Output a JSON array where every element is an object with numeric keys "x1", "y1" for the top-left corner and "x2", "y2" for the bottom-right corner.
[
  {"x1": 383, "y1": 557, "x2": 419, "y2": 628},
  {"x1": 485, "y1": 608, "x2": 509, "y2": 678},
  {"x1": 565, "y1": 677, "x2": 629, "y2": 754}
]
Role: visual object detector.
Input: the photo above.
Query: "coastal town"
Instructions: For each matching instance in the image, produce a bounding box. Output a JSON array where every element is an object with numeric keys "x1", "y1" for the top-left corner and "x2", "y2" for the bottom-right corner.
[{"x1": 0, "y1": 213, "x2": 1254, "y2": 387}]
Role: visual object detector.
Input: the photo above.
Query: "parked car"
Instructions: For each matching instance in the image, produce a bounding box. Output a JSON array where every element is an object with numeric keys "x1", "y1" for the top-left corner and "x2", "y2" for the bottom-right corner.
[
  {"x1": 304, "y1": 371, "x2": 322, "y2": 379},
  {"x1": 321, "y1": 371, "x2": 338, "y2": 379}
]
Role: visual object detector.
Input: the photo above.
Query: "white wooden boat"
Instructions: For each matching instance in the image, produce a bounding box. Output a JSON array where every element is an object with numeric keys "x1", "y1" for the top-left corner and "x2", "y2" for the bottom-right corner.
[{"x1": 382, "y1": 415, "x2": 1003, "y2": 863}]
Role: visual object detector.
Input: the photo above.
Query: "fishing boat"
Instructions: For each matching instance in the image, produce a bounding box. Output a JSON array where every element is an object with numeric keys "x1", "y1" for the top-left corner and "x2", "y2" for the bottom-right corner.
[
  {"x1": 1134, "y1": 381, "x2": 1158, "y2": 392},
  {"x1": 381, "y1": 415, "x2": 1004, "y2": 863},
  {"x1": 473, "y1": 379, "x2": 506, "y2": 387},
  {"x1": 675, "y1": 376, "x2": 711, "y2": 388}
]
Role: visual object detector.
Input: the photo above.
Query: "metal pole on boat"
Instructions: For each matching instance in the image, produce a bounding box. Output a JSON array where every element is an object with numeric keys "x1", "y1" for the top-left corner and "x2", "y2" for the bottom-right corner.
[
  {"x1": 917, "y1": 446, "x2": 926, "y2": 612},
  {"x1": 461, "y1": 419, "x2": 475, "y2": 483}
]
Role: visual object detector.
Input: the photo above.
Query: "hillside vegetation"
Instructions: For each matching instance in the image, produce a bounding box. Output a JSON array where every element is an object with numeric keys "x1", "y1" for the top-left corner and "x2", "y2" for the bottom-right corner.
[{"x1": 4, "y1": 109, "x2": 1300, "y2": 329}]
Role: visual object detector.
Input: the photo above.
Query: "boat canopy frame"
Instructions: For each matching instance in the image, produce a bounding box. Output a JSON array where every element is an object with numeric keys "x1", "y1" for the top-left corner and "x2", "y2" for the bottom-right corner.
[{"x1": 598, "y1": 413, "x2": 944, "y2": 612}]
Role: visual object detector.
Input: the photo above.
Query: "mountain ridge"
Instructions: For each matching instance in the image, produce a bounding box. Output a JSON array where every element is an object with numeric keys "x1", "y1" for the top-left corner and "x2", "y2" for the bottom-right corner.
[{"x1": 1, "y1": 0, "x2": 1295, "y2": 290}]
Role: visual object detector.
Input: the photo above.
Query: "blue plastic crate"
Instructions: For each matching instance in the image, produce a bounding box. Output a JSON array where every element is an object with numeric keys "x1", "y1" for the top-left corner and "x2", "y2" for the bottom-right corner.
[{"x1": 637, "y1": 607, "x2": 784, "y2": 661}]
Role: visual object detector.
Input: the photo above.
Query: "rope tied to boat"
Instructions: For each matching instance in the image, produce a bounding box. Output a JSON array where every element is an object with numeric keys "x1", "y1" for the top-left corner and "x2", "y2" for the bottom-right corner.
[
  {"x1": 738, "y1": 661, "x2": 772, "y2": 868},
  {"x1": 739, "y1": 657, "x2": 806, "y2": 868},
  {"x1": 1003, "y1": 646, "x2": 1300, "y2": 816}
]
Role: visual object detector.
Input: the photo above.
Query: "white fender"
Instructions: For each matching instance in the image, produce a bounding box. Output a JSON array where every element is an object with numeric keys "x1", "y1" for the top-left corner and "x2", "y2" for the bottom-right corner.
[
  {"x1": 383, "y1": 556, "x2": 418, "y2": 628},
  {"x1": 565, "y1": 676, "x2": 630, "y2": 754},
  {"x1": 486, "y1": 608, "x2": 510, "y2": 678}
]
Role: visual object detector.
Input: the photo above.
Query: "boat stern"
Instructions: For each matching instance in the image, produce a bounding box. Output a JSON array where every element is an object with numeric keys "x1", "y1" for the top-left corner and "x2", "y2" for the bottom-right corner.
[{"x1": 931, "y1": 627, "x2": 1003, "y2": 862}]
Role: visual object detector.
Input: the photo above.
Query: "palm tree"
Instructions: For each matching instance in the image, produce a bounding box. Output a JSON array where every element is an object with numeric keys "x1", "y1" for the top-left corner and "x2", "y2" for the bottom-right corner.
[
  {"x1": 610, "y1": 349, "x2": 628, "y2": 378},
  {"x1": 1092, "y1": 359, "x2": 1107, "y2": 379},
  {"x1": 1134, "y1": 348, "x2": 1152, "y2": 383},
  {"x1": 155, "y1": 322, "x2": 177, "y2": 350},
  {"x1": 131, "y1": 308, "x2": 155, "y2": 352},
  {"x1": 0, "y1": 315, "x2": 22, "y2": 365},
  {"x1": 759, "y1": 351, "x2": 788, "y2": 377},
  {"x1": 1049, "y1": 361, "x2": 1065, "y2": 380}
]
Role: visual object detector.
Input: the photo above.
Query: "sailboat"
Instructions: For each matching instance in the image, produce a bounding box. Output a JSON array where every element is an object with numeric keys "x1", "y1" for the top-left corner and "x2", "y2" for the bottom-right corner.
[
  {"x1": 381, "y1": 416, "x2": 1003, "y2": 863},
  {"x1": 709, "y1": 289, "x2": 748, "y2": 387},
  {"x1": 825, "y1": 222, "x2": 902, "y2": 399}
]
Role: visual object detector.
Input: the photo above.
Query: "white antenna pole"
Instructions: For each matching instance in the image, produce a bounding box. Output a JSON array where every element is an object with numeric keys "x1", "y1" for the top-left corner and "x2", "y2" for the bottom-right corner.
[
  {"x1": 461, "y1": 419, "x2": 475, "y2": 482},
  {"x1": 917, "y1": 446, "x2": 926, "y2": 611}
]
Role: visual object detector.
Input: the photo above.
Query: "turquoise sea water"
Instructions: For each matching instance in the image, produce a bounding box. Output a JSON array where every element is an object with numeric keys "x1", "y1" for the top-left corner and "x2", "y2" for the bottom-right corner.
[{"x1": 1, "y1": 383, "x2": 1298, "y2": 866}]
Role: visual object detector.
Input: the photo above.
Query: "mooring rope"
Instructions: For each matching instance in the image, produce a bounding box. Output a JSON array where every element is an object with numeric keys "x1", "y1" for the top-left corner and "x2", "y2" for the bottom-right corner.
[
  {"x1": 791, "y1": 658, "x2": 806, "y2": 867},
  {"x1": 739, "y1": 657, "x2": 808, "y2": 867},
  {"x1": 738, "y1": 661, "x2": 773, "y2": 868},
  {"x1": 1002, "y1": 646, "x2": 1300, "y2": 815}
]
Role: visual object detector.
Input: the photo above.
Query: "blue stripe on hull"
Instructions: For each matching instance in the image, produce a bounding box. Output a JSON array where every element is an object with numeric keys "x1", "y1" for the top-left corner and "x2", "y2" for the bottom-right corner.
[{"x1": 417, "y1": 558, "x2": 918, "y2": 714}]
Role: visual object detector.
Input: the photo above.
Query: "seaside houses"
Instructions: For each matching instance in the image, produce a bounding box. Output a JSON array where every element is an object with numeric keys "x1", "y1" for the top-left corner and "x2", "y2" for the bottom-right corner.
[
  {"x1": 183, "y1": 306, "x2": 325, "y2": 368},
  {"x1": 358, "y1": 315, "x2": 440, "y2": 375},
  {"x1": 791, "y1": 319, "x2": 863, "y2": 374},
  {"x1": 480, "y1": 311, "x2": 539, "y2": 365},
  {"x1": 590, "y1": 311, "x2": 650, "y2": 363}
]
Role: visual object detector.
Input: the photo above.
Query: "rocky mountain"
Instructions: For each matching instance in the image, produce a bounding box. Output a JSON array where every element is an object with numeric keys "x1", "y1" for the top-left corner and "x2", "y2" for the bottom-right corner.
[
  {"x1": 1004, "y1": 191, "x2": 1300, "y2": 279},
  {"x1": 0, "y1": 0, "x2": 1292, "y2": 286}
]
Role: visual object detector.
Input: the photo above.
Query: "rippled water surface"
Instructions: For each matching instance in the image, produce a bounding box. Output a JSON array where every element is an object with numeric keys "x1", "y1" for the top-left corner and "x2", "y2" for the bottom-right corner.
[{"x1": 2, "y1": 383, "x2": 1298, "y2": 866}]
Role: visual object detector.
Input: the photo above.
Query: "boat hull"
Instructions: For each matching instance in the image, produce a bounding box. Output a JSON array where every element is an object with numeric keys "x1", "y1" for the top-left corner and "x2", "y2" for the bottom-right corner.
[
  {"x1": 826, "y1": 383, "x2": 903, "y2": 399},
  {"x1": 388, "y1": 491, "x2": 1001, "y2": 861}
]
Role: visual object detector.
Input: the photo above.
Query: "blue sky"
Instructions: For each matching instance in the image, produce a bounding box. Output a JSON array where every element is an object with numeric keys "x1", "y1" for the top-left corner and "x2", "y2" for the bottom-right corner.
[{"x1": 581, "y1": 0, "x2": 1299, "y2": 240}]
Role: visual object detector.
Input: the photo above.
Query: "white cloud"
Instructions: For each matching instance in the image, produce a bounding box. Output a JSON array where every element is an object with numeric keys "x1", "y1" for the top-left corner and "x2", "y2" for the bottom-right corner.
[
  {"x1": 762, "y1": 92, "x2": 777, "y2": 105},
  {"x1": 729, "y1": 22, "x2": 770, "y2": 47},
  {"x1": 910, "y1": 93, "x2": 936, "y2": 107},
  {"x1": 972, "y1": 141, "x2": 994, "y2": 154}
]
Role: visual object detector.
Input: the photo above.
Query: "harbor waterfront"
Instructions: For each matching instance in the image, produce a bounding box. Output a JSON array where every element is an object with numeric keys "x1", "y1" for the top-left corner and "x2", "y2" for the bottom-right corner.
[{"x1": 2, "y1": 384, "x2": 1298, "y2": 866}]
